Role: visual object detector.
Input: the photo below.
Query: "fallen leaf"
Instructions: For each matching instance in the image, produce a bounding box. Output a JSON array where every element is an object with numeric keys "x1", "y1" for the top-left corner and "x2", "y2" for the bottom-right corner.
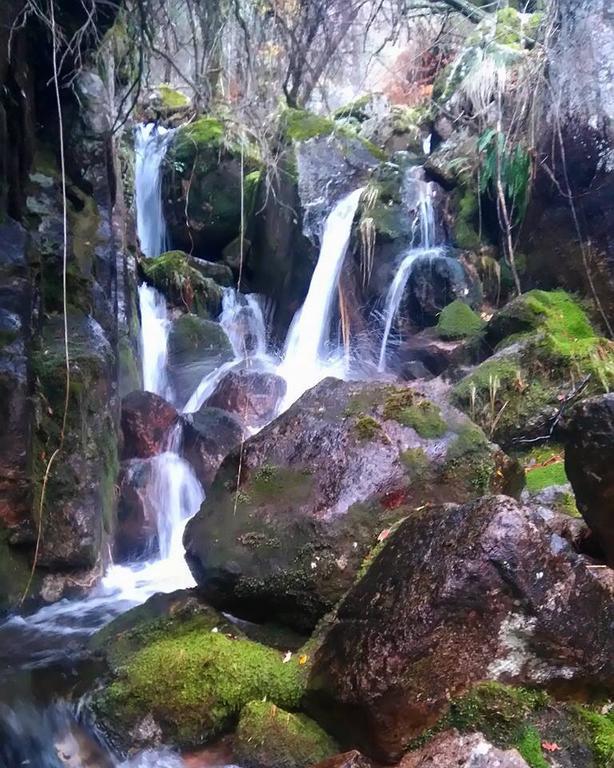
[
  {"x1": 541, "y1": 741, "x2": 561, "y2": 752},
  {"x1": 299, "y1": 654, "x2": 309, "y2": 665}
]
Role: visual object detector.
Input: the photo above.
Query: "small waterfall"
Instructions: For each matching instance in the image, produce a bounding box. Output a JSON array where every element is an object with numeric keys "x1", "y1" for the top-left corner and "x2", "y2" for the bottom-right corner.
[
  {"x1": 139, "y1": 283, "x2": 170, "y2": 397},
  {"x1": 135, "y1": 123, "x2": 174, "y2": 258},
  {"x1": 278, "y1": 187, "x2": 364, "y2": 406},
  {"x1": 378, "y1": 171, "x2": 442, "y2": 372}
]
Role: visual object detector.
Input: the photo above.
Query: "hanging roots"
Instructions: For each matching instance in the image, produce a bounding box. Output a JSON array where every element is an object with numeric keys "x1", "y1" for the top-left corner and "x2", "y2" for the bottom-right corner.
[{"x1": 359, "y1": 216, "x2": 376, "y2": 289}]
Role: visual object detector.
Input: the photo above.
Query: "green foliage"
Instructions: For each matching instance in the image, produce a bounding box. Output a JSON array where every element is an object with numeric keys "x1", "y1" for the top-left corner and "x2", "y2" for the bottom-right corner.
[
  {"x1": 234, "y1": 701, "x2": 338, "y2": 768},
  {"x1": 525, "y1": 460, "x2": 568, "y2": 492},
  {"x1": 437, "y1": 300, "x2": 485, "y2": 340},
  {"x1": 478, "y1": 128, "x2": 532, "y2": 224},
  {"x1": 575, "y1": 706, "x2": 614, "y2": 768}
]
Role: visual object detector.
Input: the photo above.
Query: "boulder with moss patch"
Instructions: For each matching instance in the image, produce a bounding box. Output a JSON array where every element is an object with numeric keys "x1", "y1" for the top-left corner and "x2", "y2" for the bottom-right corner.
[
  {"x1": 400, "y1": 730, "x2": 529, "y2": 768},
  {"x1": 234, "y1": 701, "x2": 338, "y2": 768},
  {"x1": 452, "y1": 290, "x2": 614, "y2": 446},
  {"x1": 306, "y1": 496, "x2": 614, "y2": 762},
  {"x1": 162, "y1": 117, "x2": 262, "y2": 255},
  {"x1": 184, "y1": 378, "x2": 523, "y2": 632},
  {"x1": 141, "y1": 251, "x2": 225, "y2": 316},
  {"x1": 437, "y1": 299, "x2": 485, "y2": 340},
  {"x1": 92, "y1": 591, "x2": 307, "y2": 750}
]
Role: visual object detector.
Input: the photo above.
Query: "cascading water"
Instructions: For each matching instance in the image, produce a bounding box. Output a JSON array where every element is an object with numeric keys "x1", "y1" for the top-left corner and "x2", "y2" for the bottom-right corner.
[
  {"x1": 277, "y1": 187, "x2": 364, "y2": 407},
  {"x1": 139, "y1": 283, "x2": 171, "y2": 397},
  {"x1": 377, "y1": 170, "x2": 442, "y2": 372},
  {"x1": 135, "y1": 123, "x2": 174, "y2": 258}
]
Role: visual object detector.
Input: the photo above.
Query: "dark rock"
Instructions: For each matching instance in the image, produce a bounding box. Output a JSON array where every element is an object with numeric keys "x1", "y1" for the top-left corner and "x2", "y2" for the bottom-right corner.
[
  {"x1": 121, "y1": 390, "x2": 179, "y2": 460},
  {"x1": 188, "y1": 255, "x2": 234, "y2": 287},
  {"x1": 405, "y1": 253, "x2": 482, "y2": 327},
  {"x1": 558, "y1": 394, "x2": 614, "y2": 565},
  {"x1": 306, "y1": 496, "x2": 614, "y2": 761},
  {"x1": 167, "y1": 315, "x2": 234, "y2": 408},
  {"x1": 182, "y1": 406, "x2": 244, "y2": 491},
  {"x1": 205, "y1": 370, "x2": 286, "y2": 429},
  {"x1": 397, "y1": 326, "x2": 484, "y2": 380},
  {"x1": 184, "y1": 379, "x2": 523, "y2": 632},
  {"x1": 116, "y1": 459, "x2": 158, "y2": 561},
  {"x1": 399, "y1": 731, "x2": 529, "y2": 768}
]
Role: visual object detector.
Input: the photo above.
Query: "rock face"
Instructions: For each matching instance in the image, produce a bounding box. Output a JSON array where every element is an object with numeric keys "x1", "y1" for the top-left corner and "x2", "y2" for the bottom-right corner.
[
  {"x1": 306, "y1": 495, "x2": 614, "y2": 761},
  {"x1": 558, "y1": 394, "x2": 614, "y2": 565},
  {"x1": 184, "y1": 379, "x2": 523, "y2": 632},
  {"x1": 205, "y1": 370, "x2": 287, "y2": 429},
  {"x1": 400, "y1": 731, "x2": 529, "y2": 768},
  {"x1": 181, "y1": 406, "x2": 244, "y2": 491},
  {"x1": 167, "y1": 315, "x2": 234, "y2": 408},
  {"x1": 121, "y1": 391, "x2": 179, "y2": 459}
]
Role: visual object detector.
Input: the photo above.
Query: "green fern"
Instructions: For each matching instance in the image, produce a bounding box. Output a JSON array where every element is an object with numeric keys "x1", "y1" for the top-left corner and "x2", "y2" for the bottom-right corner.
[{"x1": 478, "y1": 129, "x2": 531, "y2": 224}]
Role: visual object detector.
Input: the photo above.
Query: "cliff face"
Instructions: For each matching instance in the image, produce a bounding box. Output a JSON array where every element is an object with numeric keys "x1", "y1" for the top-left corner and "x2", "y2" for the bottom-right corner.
[
  {"x1": 522, "y1": 0, "x2": 614, "y2": 319},
  {"x1": 0, "y1": 0, "x2": 139, "y2": 609}
]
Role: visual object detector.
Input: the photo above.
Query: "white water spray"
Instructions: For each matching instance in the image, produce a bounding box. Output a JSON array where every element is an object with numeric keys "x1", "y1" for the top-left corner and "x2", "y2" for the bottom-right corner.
[
  {"x1": 139, "y1": 283, "x2": 170, "y2": 397},
  {"x1": 278, "y1": 187, "x2": 364, "y2": 406},
  {"x1": 135, "y1": 123, "x2": 174, "y2": 258}
]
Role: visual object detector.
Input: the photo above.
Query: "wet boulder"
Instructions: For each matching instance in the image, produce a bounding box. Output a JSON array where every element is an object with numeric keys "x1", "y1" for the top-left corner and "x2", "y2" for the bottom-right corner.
[
  {"x1": 306, "y1": 495, "x2": 614, "y2": 761},
  {"x1": 405, "y1": 253, "x2": 482, "y2": 327},
  {"x1": 115, "y1": 459, "x2": 158, "y2": 561},
  {"x1": 205, "y1": 370, "x2": 287, "y2": 430},
  {"x1": 181, "y1": 406, "x2": 244, "y2": 491},
  {"x1": 121, "y1": 390, "x2": 179, "y2": 459},
  {"x1": 558, "y1": 393, "x2": 614, "y2": 565},
  {"x1": 184, "y1": 378, "x2": 523, "y2": 632},
  {"x1": 167, "y1": 315, "x2": 234, "y2": 408},
  {"x1": 452, "y1": 290, "x2": 614, "y2": 447},
  {"x1": 399, "y1": 731, "x2": 529, "y2": 768}
]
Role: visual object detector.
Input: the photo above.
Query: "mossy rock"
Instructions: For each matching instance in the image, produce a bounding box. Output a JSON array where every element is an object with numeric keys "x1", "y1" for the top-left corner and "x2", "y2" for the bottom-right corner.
[
  {"x1": 156, "y1": 84, "x2": 190, "y2": 111},
  {"x1": 142, "y1": 251, "x2": 224, "y2": 316},
  {"x1": 453, "y1": 290, "x2": 614, "y2": 446},
  {"x1": 163, "y1": 117, "x2": 262, "y2": 252},
  {"x1": 94, "y1": 607, "x2": 307, "y2": 749},
  {"x1": 234, "y1": 701, "x2": 338, "y2": 768},
  {"x1": 437, "y1": 300, "x2": 485, "y2": 340}
]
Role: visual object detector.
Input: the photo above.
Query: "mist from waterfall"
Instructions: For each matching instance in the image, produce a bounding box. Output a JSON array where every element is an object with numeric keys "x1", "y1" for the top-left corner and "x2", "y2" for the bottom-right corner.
[
  {"x1": 378, "y1": 171, "x2": 442, "y2": 372},
  {"x1": 278, "y1": 187, "x2": 364, "y2": 407}
]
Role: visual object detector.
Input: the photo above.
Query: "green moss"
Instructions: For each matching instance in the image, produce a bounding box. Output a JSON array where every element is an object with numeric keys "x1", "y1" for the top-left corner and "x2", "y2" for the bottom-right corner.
[
  {"x1": 250, "y1": 466, "x2": 314, "y2": 507},
  {"x1": 446, "y1": 424, "x2": 490, "y2": 461},
  {"x1": 96, "y1": 629, "x2": 306, "y2": 747},
  {"x1": 382, "y1": 389, "x2": 415, "y2": 421},
  {"x1": 333, "y1": 95, "x2": 372, "y2": 122},
  {"x1": 453, "y1": 183, "x2": 481, "y2": 250},
  {"x1": 575, "y1": 706, "x2": 614, "y2": 768},
  {"x1": 444, "y1": 424, "x2": 497, "y2": 494},
  {"x1": 496, "y1": 7, "x2": 523, "y2": 46},
  {"x1": 282, "y1": 109, "x2": 337, "y2": 142},
  {"x1": 525, "y1": 461, "x2": 567, "y2": 492},
  {"x1": 393, "y1": 401, "x2": 447, "y2": 438},
  {"x1": 157, "y1": 84, "x2": 190, "y2": 110},
  {"x1": 357, "y1": 516, "x2": 407, "y2": 580},
  {"x1": 516, "y1": 727, "x2": 549, "y2": 768},
  {"x1": 354, "y1": 415, "x2": 382, "y2": 441},
  {"x1": 234, "y1": 701, "x2": 338, "y2": 768},
  {"x1": 400, "y1": 447, "x2": 430, "y2": 476},
  {"x1": 168, "y1": 314, "x2": 232, "y2": 365},
  {"x1": 437, "y1": 300, "x2": 485, "y2": 340}
]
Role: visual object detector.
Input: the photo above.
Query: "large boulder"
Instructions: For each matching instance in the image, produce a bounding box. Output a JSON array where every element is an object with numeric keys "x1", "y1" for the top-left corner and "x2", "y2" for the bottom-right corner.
[
  {"x1": 558, "y1": 394, "x2": 614, "y2": 565},
  {"x1": 205, "y1": 370, "x2": 287, "y2": 430},
  {"x1": 306, "y1": 495, "x2": 614, "y2": 761},
  {"x1": 181, "y1": 406, "x2": 244, "y2": 491},
  {"x1": 184, "y1": 378, "x2": 523, "y2": 632},
  {"x1": 399, "y1": 731, "x2": 529, "y2": 768},
  {"x1": 452, "y1": 290, "x2": 614, "y2": 446},
  {"x1": 121, "y1": 390, "x2": 179, "y2": 459},
  {"x1": 167, "y1": 314, "x2": 234, "y2": 408}
]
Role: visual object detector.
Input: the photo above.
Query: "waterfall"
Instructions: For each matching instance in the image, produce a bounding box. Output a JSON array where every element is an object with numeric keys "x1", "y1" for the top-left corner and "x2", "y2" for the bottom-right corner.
[
  {"x1": 139, "y1": 283, "x2": 170, "y2": 397},
  {"x1": 135, "y1": 123, "x2": 174, "y2": 258},
  {"x1": 378, "y1": 171, "x2": 442, "y2": 372},
  {"x1": 278, "y1": 187, "x2": 364, "y2": 407}
]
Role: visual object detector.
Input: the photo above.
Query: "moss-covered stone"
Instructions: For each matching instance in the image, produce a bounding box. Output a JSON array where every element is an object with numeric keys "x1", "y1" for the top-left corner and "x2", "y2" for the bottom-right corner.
[
  {"x1": 354, "y1": 415, "x2": 383, "y2": 441},
  {"x1": 234, "y1": 701, "x2": 338, "y2": 768},
  {"x1": 437, "y1": 300, "x2": 485, "y2": 340},
  {"x1": 384, "y1": 395, "x2": 447, "y2": 439},
  {"x1": 94, "y1": 619, "x2": 307, "y2": 748},
  {"x1": 156, "y1": 84, "x2": 190, "y2": 110},
  {"x1": 453, "y1": 290, "x2": 614, "y2": 444},
  {"x1": 575, "y1": 706, "x2": 614, "y2": 768},
  {"x1": 142, "y1": 250, "x2": 224, "y2": 316}
]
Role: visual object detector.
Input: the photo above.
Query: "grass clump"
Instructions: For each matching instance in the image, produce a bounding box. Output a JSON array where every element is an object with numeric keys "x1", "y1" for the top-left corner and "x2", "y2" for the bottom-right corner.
[
  {"x1": 96, "y1": 629, "x2": 306, "y2": 747},
  {"x1": 437, "y1": 300, "x2": 485, "y2": 340},
  {"x1": 234, "y1": 701, "x2": 338, "y2": 768}
]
